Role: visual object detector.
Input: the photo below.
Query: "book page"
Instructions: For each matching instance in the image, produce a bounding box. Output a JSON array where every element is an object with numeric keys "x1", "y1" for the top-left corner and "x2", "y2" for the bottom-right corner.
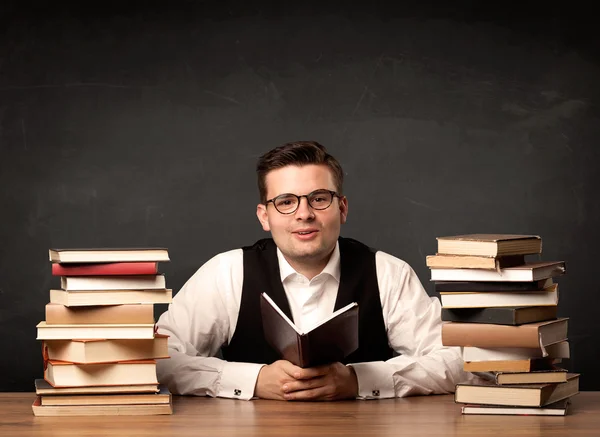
[
  {"x1": 261, "y1": 292, "x2": 301, "y2": 334},
  {"x1": 303, "y1": 302, "x2": 358, "y2": 333}
]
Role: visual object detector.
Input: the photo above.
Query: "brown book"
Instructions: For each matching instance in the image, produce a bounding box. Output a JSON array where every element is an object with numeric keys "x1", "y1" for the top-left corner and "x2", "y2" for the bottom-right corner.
[
  {"x1": 464, "y1": 357, "x2": 558, "y2": 373},
  {"x1": 455, "y1": 373, "x2": 580, "y2": 407},
  {"x1": 494, "y1": 369, "x2": 569, "y2": 385},
  {"x1": 32, "y1": 396, "x2": 172, "y2": 416},
  {"x1": 436, "y1": 234, "x2": 542, "y2": 257},
  {"x1": 45, "y1": 303, "x2": 155, "y2": 324},
  {"x1": 442, "y1": 317, "x2": 569, "y2": 348},
  {"x1": 426, "y1": 254, "x2": 526, "y2": 270},
  {"x1": 442, "y1": 318, "x2": 568, "y2": 348},
  {"x1": 43, "y1": 334, "x2": 169, "y2": 363},
  {"x1": 49, "y1": 288, "x2": 172, "y2": 306},
  {"x1": 44, "y1": 360, "x2": 158, "y2": 387},
  {"x1": 260, "y1": 292, "x2": 358, "y2": 368},
  {"x1": 49, "y1": 247, "x2": 170, "y2": 263}
]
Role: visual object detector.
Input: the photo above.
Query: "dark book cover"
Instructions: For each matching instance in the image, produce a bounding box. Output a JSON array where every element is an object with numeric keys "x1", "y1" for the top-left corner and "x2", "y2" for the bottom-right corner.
[
  {"x1": 441, "y1": 306, "x2": 558, "y2": 325},
  {"x1": 434, "y1": 279, "x2": 549, "y2": 293},
  {"x1": 260, "y1": 293, "x2": 359, "y2": 368}
]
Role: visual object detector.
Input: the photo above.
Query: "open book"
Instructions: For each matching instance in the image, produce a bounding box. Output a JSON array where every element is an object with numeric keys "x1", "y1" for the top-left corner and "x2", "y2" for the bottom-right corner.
[{"x1": 260, "y1": 292, "x2": 358, "y2": 368}]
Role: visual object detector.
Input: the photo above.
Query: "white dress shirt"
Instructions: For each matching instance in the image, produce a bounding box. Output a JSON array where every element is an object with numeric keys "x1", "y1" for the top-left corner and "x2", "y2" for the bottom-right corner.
[{"x1": 155, "y1": 241, "x2": 478, "y2": 400}]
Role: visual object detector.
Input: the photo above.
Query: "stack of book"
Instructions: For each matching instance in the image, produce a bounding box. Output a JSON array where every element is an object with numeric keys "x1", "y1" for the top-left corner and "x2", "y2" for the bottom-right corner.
[
  {"x1": 32, "y1": 247, "x2": 174, "y2": 416},
  {"x1": 426, "y1": 234, "x2": 580, "y2": 416}
]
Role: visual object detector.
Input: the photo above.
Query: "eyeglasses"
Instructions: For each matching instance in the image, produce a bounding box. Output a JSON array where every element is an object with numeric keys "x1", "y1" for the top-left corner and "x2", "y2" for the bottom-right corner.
[{"x1": 265, "y1": 189, "x2": 342, "y2": 214}]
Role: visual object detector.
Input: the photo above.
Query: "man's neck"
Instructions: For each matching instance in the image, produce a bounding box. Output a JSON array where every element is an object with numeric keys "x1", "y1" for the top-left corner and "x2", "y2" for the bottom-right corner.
[{"x1": 283, "y1": 252, "x2": 333, "y2": 281}]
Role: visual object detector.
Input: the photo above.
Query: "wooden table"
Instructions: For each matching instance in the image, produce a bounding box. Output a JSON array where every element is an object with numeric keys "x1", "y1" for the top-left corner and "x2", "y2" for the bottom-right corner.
[{"x1": 1, "y1": 392, "x2": 599, "y2": 436}]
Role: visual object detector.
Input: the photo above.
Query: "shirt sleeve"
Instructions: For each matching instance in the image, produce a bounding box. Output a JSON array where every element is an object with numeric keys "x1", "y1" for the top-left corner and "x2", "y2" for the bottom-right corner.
[
  {"x1": 348, "y1": 251, "x2": 483, "y2": 399},
  {"x1": 155, "y1": 249, "x2": 265, "y2": 401}
]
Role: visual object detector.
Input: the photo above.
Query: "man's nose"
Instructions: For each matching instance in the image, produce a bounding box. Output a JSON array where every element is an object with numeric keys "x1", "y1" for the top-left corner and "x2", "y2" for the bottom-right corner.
[{"x1": 295, "y1": 196, "x2": 314, "y2": 219}]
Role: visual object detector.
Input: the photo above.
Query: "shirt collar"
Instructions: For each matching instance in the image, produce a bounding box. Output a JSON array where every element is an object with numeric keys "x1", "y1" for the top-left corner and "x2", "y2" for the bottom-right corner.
[{"x1": 276, "y1": 241, "x2": 341, "y2": 283}]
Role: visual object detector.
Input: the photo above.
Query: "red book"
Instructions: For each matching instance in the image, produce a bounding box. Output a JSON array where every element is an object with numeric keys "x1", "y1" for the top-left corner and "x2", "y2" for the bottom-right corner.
[{"x1": 51, "y1": 262, "x2": 158, "y2": 276}]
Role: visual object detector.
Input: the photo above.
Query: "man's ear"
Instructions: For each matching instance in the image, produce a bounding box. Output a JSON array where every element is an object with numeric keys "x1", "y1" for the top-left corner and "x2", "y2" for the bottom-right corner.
[
  {"x1": 339, "y1": 196, "x2": 348, "y2": 224},
  {"x1": 256, "y1": 203, "x2": 271, "y2": 231}
]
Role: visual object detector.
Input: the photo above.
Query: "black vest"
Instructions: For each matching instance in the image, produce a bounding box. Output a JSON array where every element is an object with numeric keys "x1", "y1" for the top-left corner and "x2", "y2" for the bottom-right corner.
[{"x1": 221, "y1": 237, "x2": 394, "y2": 364}]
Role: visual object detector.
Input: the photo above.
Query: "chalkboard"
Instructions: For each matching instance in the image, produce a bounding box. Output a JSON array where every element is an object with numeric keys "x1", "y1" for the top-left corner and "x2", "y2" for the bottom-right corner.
[{"x1": 1, "y1": 2, "x2": 598, "y2": 391}]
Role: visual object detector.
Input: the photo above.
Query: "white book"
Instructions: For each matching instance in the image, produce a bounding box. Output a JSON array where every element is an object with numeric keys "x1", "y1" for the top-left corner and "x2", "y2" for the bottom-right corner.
[
  {"x1": 49, "y1": 289, "x2": 173, "y2": 306},
  {"x1": 49, "y1": 247, "x2": 170, "y2": 263},
  {"x1": 44, "y1": 360, "x2": 158, "y2": 387},
  {"x1": 61, "y1": 275, "x2": 166, "y2": 290},
  {"x1": 440, "y1": 284, "x2": 558, "y2": 308},
  {"x1": 463, "y1": 341, "x2": 570, "y2": 361},
  {"x1": 36, "y1": 321, "x2": 156, "y2": 340},
  {"x1": 461, "y1": 399, "x2": 570, "y2": 416},
  {"x1": 430, "y1": 261, "x2": 565, "y2": 282}
]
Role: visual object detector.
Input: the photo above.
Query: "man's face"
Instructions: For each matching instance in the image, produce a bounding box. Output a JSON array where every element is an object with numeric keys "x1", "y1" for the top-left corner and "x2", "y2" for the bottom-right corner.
[{"x1": 256, "y1": 164, "x2": 348, "y2": 268}]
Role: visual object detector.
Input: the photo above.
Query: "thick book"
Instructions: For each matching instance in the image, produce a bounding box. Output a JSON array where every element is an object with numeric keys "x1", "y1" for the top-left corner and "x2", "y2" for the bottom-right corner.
[
  {"x1": 436, "y1": 234, "x2": 542, "y2": 257},
  {"x1": 441, "y1": 318, "x2": 568, "y2": 349},
  {"x1": 260, "y1": 292, "x2": 358, "y2": 368},
  {"x1": 61, "y1": 274, "x2": 166, "y2": 291},
  {"x1": 49, "y1": 247, "x2": 170, "y2": 263},
  {"x1": 35, "y1": 379, "x2": 159, "y2": 395},
  {"x1": 36, "y1": 321, "x2": 156, "y2": 340},
  {"x1": 43, "y1": 335, "x2": 169, "y2": 364},
  {"x1": 44, "y1": 360, "x2": 158, "y2": 387},
  {"x1": 41, "y1": 385, "x2": 171, "y2": 406},
  {"x1": 52, "y1": 262, "x2": 159, "y2": 276},
  {"x1": 439, "y1": 285, "x2": 558, "y2": 308},
  {"x1": 462, "y1": 341, "x2": 570, "y2": 362},
  {"x1": 454, "y1": 374, "x2": 580, "y2": 407},
  {"x1": 441, "y1": 306, "x2": 558, "y2": 325},
  {"x1": 49, "y1": 288, "x2": 173, "y2": 306},
  {"x1": 32, "y1": 396, "x2": 172, "y2": 416},
  {"x1": 426, "y1": 254, "x2": 526, "y2": 270},
  {"x1": 461, "y1": 399, "x2": 570, "y2": 416},
  {"x1": 45, "y1": 303, "x2": 155, "y2": 324},
  {"x1": 434, "y1": 279, "x2": 552, "y2": 293},
  {"x1": 430, "y1": 261, "x2": 565, "y2": 282}
]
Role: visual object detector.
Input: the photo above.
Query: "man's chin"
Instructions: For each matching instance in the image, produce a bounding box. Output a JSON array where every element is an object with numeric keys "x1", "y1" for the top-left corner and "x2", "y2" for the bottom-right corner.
[{"x1": 288, "y1": 245, "x2": 329, "y2": 262}]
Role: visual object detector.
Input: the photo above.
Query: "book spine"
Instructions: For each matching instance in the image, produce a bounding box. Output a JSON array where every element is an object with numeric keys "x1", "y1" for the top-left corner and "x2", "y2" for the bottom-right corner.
[
  {"x1": 442, "y1": 323, "x2": 539, "y2": 347},
  {"x1": 45, "y1": 303, "x2": 155, "y2": 324},
  {"x1": 52, "y1": 262, "x2": 158, "y2": 276},
  {"x1": 298, "y1": 335, "x2": 310, "y2": 368}
]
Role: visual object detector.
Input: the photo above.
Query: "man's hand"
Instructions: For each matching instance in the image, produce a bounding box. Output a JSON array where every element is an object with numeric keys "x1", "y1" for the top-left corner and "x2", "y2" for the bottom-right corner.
[
  {"x1": 281, "y1": 362, "x2": 358, "y2": 401},
  {"x1": 254, "y1": 360, "x2": 305, "y2": 400}
]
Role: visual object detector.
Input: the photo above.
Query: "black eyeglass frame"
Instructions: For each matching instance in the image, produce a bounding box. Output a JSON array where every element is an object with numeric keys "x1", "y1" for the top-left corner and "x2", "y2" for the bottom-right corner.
[{"x1": 265, "y1": 189, "x2": 343, "y2": 214}]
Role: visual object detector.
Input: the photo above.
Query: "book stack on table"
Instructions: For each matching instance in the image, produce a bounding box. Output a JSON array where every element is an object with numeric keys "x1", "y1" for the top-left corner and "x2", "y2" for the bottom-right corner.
[
  {"x1": 426, "y1": 234, "x2": 579, "y2": 416},
  {"x1": 33, "y1": 247, "x2": 174, "y2": 416}
]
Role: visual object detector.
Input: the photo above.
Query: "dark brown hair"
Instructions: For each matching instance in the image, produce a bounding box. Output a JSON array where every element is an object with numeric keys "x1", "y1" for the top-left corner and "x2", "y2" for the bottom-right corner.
[{"x1": 256, "y1": 141, "x2": 344, "y2": 203}]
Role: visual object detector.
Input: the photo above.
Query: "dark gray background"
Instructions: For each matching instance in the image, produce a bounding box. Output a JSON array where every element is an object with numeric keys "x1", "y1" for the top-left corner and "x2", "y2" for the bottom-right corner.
[{"x1": 1, "y1": 1, "x2": 598, "y2": 391}]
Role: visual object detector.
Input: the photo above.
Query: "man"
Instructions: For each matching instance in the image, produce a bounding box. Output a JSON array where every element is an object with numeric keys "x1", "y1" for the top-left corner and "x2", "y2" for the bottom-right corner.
[{"x1": 156, "y1": 140, "x2": 475, "y2": 401}]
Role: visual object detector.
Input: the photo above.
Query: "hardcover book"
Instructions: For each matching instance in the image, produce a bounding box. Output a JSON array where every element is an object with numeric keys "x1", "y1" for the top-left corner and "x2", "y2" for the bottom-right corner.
[
  {"x1": 260, "y1": 292, "x2": 358, "y2": 368},
  {"x1": 455, "y1": 374, "x2": 580, "y2": 407},
  {"x1": 436, "y1": 234, "x2": 542, "y2": 257},
  {"x1": 441, "y1": 306, "x2": 558, "y2": 325}
]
